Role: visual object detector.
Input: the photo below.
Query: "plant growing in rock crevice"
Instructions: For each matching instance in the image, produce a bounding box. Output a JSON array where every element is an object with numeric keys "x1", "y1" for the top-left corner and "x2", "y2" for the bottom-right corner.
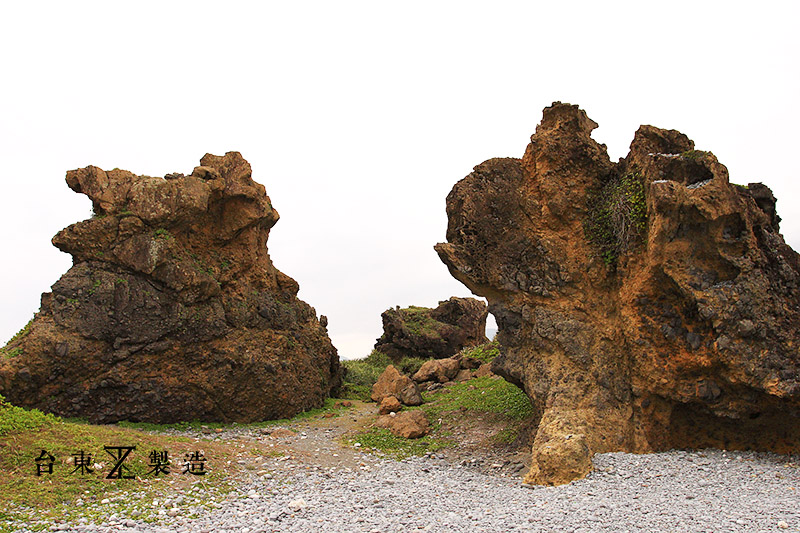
[{"x1": 584, "y1": 170, "x2": 647, "y2": 266}]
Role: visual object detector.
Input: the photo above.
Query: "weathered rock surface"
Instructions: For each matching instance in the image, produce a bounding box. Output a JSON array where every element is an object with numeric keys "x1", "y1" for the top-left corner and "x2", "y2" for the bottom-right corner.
[
  {"x1": 0, "y1": 152, "x2": 341, "y2": 423},
  {"x1": 371, "y1": 365, "x2": 423, "y2": 406},
  {"x1": 377, "y1": 395, "x2": 402, "y2": 415},
  {"x1": 374, "y1": 297, "x2": 488, "y2": 360},
  {"x1": 435, "y1": 102, "x2": 800, "y2": 485},
  {"x1": 375, "y1": 410, "x2": 429, "y2": 438},
  {"x1": 412, "y1": 358, "x2": 461, "y2": 383}
]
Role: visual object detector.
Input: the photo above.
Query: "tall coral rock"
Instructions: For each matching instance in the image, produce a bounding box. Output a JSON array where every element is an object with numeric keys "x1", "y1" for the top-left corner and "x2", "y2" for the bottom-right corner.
[
  {"x1": 435, "y1": 103, "x2": 800, "y2": 485},
  {"x1": 0, "y1": 152, "x2": 341, "y2": 423}
]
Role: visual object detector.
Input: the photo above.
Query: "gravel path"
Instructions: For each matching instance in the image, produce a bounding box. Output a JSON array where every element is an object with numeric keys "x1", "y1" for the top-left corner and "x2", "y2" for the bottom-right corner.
[{"x1": 14, "y1": 447, "x2": 799, "y2": 532}]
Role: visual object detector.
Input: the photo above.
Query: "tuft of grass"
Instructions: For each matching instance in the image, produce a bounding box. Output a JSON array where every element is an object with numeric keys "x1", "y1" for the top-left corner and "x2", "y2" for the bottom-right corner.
[
  {"x1": 337, "y1": 350, "x2": 428, "y2": 400},
  {"x1": 421, "y1": 377, "x2": 533, "y2": 420},
  {"x1": 154, "y1": 228, "x2": 173, "y2": 240},
  {"x1": 0, "y1": 394, "x2": 60, "y2": 437},
  {"x1": 345, "y1": 427, "x2": 453, "y2": 459},
  {"x1": 2, "y1": 347, "x2": 23, "y2": 358},
  {"x1": 457, "y1": 340, "x2": 499, "y2": 363},
  {"x1": 87, "y1": 278, "x2": 103, "y2": 296},
  {"x1": 491, "y1": 427, "x2": 519, "y2": 444},
  {"x1": 680, "y1": 149, "x2": 711, "y2": 160},
  {"x1": 337, "y1": 350, "x2": 392, "y2": 400},
  {"x1": 393, "y1": 355, "x2": 428, "y2": 376},
  {"x1": 401, "y1": 306, "x2": 444, "y2": 340},
  {"x1": 585, "y1": 170, "x2": 647, "y2": 266},
  {"x1": 1, "y1": 317, "x2": 34, "y2": 352},
  {"x1": 0, "y1": 315, "x2": 36, "y2": 358}
]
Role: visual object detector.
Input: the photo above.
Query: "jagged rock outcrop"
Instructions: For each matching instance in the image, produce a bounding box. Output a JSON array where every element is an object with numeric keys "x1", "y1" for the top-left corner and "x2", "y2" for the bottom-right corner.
[
  {"x1": 0, "y1": 152, "x2": 341, "y2": 423},
  {"x1": 374, "y1": 297, "x2": 488, "y2": 360},
  {"x1": 435, "y1": 102, "x2": 800, "y2": 485}
]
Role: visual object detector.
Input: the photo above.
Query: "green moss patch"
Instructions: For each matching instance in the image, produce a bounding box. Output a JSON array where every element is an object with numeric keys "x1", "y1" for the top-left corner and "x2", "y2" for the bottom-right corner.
[
  {"x1": 585, "y1": 171, "x2": 647, "y2": 266},
  {"x1": 457, "y1": 340, "x2": 500, "y2": 363},
  {"x1": 345, "y1": 428, "x2": 453, "y2": 459},
  {"x1": 421, "y1": 377, "x2": 533, "y2": 420}
]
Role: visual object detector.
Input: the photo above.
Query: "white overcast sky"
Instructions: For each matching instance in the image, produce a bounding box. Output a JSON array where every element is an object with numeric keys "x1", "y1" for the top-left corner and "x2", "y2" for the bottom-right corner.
[{"x1": 1, "y1": 1, "x2": 798, "y2": 359}]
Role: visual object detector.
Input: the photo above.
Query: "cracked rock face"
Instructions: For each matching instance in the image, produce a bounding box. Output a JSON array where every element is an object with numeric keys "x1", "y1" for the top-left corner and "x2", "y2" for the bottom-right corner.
[
  {"x1": 0, "y1": 152, "x2": 341, "y2": 424},
  {"x1": 435, "y1": 102, "x2": 800, "y2": 485}
]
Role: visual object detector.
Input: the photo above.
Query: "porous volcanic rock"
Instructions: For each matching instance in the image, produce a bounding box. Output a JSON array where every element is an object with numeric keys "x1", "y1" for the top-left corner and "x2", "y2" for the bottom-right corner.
[
  {"x1": 435, "y1": 102, "x2": 800, "y2": 485},
  {"x1": 412, "y1": 357, "x2": 461, "y2": 383},
  {"x1": 371, "y1": 365, "x2": 423, "y2": 406},
  {"x1": 375, "y1": 410, "x2": 429, "y2": 439},
  {"x1": 0, "y1": 152, "x2": 341, "y2": 424},
  {"x1": 374, "y1": 297, "x2": 488, "y2": 360}
]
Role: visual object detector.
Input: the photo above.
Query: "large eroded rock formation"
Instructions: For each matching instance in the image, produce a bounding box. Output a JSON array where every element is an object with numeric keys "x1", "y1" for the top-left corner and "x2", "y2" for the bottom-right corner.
[
  {"x1": 435, "y1": 103, "x2": 800, "y2": 485},
  {"x1": 0, "y1": 152, "x2": 341, "y2": 423},
  {"x1": 374, "y1": 297, "x2": 488, "y2": 360}
]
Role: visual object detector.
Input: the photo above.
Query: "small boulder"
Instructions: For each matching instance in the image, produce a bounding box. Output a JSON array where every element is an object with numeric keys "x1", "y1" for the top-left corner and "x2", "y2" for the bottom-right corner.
[
  {"x1": 398, "y1": 381, "x2": 424, "y2": 406},
  {"x1": 371, "y1": 365, "x2": 423, "y2": 406},
  {"x1": 378, "y1": 396, "x2": 402, "y2": 415},
  {"x1": 454, "y1": 369, "x2": 473, "y2": 382},
  {"x1": 270, "y1": 428, "x2": 296, "y2": 439},
  {"x1": 475, "y1": 363, "x2": 495, "y2": 378},
  {"x1": 376, "y1": 410, "x2": 429, "y2": 439},
  {"x1": 459, "y1": 356, "x2": 483, "y2": 370},
  {"x1": 412, "y1": 358, "x2": 461, "y2": 383}
]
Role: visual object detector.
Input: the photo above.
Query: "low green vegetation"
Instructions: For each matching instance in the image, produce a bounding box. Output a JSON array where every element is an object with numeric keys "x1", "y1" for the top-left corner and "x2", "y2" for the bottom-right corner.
[
  {"x1": 420, "y1": 376, "x2": 533, "y2": 420},
  {"x1": 402, "y1": 306, "x2": 443, "y2": 340},
  {"x1": 457, "y1": 340, "x2": 500, "y2": 363},
  {"x1": 3, "y1": 317, "x2": 34, "y2": 346},
  {"x1": 346, "y1": 428, "x2": 453, "y2": 459},
  {"x1": 491, "y1": 427, "x2": 520, "y2": 444},
  {"x1": 337, "y1": 340, "x2": 502, "y2": 402},
  {"x1": 680, "y1": 149, "x2": 711, "y2": 160},
  {"x1": 87, "y1": 278, "x2": 103, "y2": 295},
  {"x1": 0, "y1": 394, "x2": 60, "y2": 437},
  {"x1": 338, "y1": 350, "x2": 391, "y2": 400},
  {"x1": 346, "y1": 360, "x2": 534, "y2": 458},
  {"x1": 340, "y1": 340, "x2": 529, "y2": 457},
  {"x1": 1, "y1": 347, "x2": 23, "y2": 358},
  {"x1": 253, "y1": 398, "x2": 353, "y2": 426},
  {"x1": 585, "y1": 170, "x2": 647, "y2": 266},
  {"x1": 118, "y1": 398, "x2": 352, "y2": 433},
  {"x1": 153, "y1": 228, "x2": 173, "y2": 240},
  {"x1": 1, "y1": 317, "x2": 34, "y2": 358},
  {"x1": 1, "y1": 392, "x2": 350, "y2": 530},
  {"x1": 338, "y1": 350, "x2": 429, "y2": 400}
]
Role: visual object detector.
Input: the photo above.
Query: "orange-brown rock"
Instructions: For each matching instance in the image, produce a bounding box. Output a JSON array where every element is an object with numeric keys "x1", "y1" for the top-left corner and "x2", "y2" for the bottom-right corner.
[
  {"x1": 378, "y1": 395, "x2": 402, "y2": 415},
  {"x1": 0, "y1": 152, "x2": 341, "y2": 424},
  {"x1": 474, "y1": 363, "x2": 495, "y2": 379},
  {"x1": 375, "y1": 410, "x2": 429, "y2": 438},
  {"x1": 435, "y1": 102, "x2": 800, "y2": 485},
  {"x1": 371, "y1": 365, "x2": 423, "y2": 406},
  {"x1": 412, "y1": 357, "x2": 461, "y2": 383},
  {"x1": 375, "y1": 297, "x2": 488, "y2": 360}
]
